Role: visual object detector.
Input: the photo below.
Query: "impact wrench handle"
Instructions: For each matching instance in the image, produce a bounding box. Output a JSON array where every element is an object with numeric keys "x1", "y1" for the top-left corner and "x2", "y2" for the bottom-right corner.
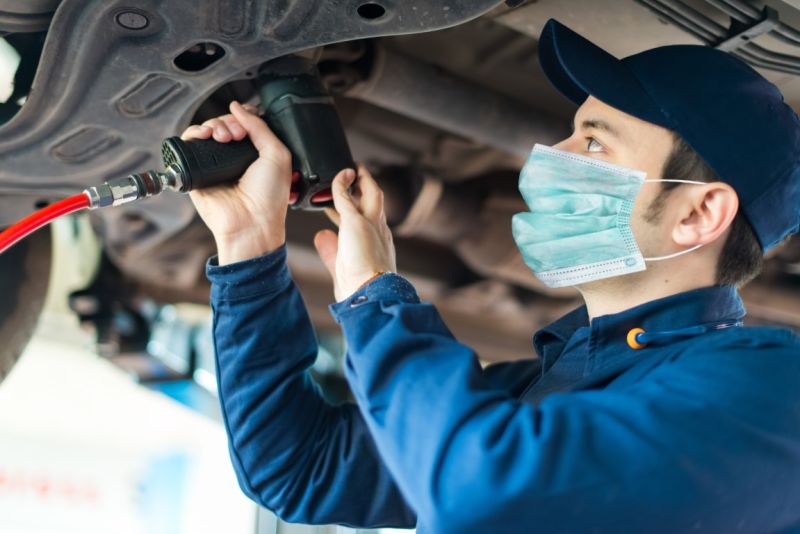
[{"x1": 162, "y1": 136, "x2": 260, "y2": 194}]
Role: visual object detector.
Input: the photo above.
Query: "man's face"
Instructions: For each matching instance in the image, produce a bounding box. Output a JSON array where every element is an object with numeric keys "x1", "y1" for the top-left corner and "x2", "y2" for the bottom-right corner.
[{"x1": 551, "y1": 96, "x2": 675, "y2": 259}]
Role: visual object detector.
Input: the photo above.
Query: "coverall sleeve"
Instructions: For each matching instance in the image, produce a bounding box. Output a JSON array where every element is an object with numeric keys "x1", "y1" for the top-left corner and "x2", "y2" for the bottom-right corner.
[
  {"x1": 330, "y1": 273, "x2": 800, "y2": 533},
  {"x1": 207, "y1": 245, "x2": 416, "y2": 528}
]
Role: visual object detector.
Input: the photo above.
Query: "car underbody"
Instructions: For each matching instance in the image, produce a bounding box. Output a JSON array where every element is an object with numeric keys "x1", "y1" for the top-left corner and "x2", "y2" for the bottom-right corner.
[{"x1": 0, "y1": 0, "x2": 798, "y2": 369}]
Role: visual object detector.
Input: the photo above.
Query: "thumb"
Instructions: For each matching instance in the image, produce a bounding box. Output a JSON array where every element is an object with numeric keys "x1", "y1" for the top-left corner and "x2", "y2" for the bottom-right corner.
[
  {"x1": 331, "y1": 168, "x2": 358, "y2": 217},
  {"x1": 314, "y1": 229, "x2": 339, "y2": 281}
]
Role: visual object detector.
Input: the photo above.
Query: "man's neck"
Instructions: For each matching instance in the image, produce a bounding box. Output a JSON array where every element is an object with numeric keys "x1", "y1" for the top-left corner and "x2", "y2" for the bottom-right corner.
[{"x1": 578, "y1": 267, "x2": 719, "y2": 320}]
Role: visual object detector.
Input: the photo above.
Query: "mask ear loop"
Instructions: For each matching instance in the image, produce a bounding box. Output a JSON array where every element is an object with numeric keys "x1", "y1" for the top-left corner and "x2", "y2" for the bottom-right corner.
[
  {"x1": 640, "y1": 178, "x2": 708, "y2": 262},
  {"x1": 642, "y1": 179, "x2": 707, "y2": 185},
  {"x1": 644, "y1": 243, "x2": 704, "y2": 262}
]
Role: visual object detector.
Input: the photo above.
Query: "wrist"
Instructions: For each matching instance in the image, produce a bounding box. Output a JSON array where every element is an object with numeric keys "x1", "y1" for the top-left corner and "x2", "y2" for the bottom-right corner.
[
  {"x1": 339, "y1": 270, "x2": 393, "y2": 301},
  {"x1": 215, "y1": 229, "x2": 284, "y2": 266},
  {"x1": 356, "y1": 271, "x2": 390, "y2": 291}
]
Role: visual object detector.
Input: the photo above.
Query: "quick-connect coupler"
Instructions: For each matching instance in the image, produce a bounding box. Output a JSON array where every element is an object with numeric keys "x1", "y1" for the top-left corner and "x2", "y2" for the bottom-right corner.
[{"x1": 84, "y1": 167, "x2": 183, "y2": 209}]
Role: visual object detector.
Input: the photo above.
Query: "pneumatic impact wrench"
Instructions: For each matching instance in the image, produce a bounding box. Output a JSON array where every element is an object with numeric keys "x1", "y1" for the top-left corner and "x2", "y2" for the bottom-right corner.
[
  {"x1": 86, "y1": 56, "x2": 355, "y2": 210},
  {"x1": 0, "y1": 56, "x2": 354, "y2": 256}
]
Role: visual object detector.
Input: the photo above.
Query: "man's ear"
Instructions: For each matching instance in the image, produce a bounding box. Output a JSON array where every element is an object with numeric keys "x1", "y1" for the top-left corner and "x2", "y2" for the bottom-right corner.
[{"x1": 672, "y1": 182, "x2": 739, "y2": 247}]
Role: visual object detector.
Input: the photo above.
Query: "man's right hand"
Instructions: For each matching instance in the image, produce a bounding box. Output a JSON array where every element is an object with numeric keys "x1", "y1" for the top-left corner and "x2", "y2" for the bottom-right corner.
[{"x1": 181, "y1": 101, "x2": 292, "y2": 266}]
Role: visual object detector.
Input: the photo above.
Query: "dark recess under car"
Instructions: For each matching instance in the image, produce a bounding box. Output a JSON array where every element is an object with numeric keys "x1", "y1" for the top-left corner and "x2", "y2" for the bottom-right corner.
[{"x1": 0, "y1": 0, "x2": 798, "y2": 376}]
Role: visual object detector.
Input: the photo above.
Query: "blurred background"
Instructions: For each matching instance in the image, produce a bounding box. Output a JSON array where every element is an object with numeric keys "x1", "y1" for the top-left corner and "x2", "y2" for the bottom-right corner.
[{"x1": 0, "y1": 215, "x2": 408, "y2": 534}]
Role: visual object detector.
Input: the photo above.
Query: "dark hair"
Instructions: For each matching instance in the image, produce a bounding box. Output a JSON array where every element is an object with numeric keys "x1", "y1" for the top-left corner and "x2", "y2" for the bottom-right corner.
[{"x1": 644, "y1": 133, "x2": 763, "y2": 288}]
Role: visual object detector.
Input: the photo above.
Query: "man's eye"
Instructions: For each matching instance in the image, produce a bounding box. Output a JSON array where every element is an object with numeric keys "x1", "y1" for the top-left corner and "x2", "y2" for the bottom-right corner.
[{"x1": 587, "y1": 138, "x2": 604, "y2": 153}]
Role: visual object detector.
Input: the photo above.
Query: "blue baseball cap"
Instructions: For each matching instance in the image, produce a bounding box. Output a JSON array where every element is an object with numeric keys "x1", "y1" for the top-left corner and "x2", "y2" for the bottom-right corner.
[{"x1": 537, "y1": 18, "x2": 800, "y2": 252}]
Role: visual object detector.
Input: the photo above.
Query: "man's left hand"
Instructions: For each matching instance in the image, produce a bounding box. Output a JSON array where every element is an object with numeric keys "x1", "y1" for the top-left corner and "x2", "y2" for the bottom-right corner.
[{"x1": 314, "y1": 164, "x2": 397, "y2": 302}]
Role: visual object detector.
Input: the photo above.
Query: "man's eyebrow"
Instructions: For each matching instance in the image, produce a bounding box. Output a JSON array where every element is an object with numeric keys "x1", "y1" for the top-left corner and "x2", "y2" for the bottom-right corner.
[{"x1": 572, "y1": 118, "x2": 623, "y2": 140}]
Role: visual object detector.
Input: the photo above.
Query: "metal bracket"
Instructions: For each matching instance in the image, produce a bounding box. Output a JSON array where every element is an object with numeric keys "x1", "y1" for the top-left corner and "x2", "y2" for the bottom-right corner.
[{"x1": 715, "y1": 6, "x2": 779, "y2": 52}]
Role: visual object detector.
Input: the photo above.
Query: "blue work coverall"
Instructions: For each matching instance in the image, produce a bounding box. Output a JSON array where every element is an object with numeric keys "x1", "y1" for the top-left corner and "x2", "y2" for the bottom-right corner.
[{"x1": 208, "y1": 244, "x2": 800, "y2": 533}]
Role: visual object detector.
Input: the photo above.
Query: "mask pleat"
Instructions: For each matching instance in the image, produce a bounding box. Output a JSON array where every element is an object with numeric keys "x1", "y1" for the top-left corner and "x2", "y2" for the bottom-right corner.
[{"x1": 512, "y1": 145, "x2": 646, "y2": 286}]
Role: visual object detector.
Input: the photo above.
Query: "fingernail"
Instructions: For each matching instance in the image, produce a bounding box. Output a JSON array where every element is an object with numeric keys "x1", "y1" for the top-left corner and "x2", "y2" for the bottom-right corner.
[
  {"x1": 234, "y1": 101, "x2": 254, "y2": 115},
  {"x1": 230, "y1": 101, "x2": 245, "y2": 114},
  {"x1": 345, "y1": 169, "x2": 356, "y2": 181}
]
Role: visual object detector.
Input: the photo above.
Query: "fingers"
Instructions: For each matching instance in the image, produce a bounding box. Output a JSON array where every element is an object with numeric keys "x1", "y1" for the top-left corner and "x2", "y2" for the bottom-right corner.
[
  {"x1": 313, "y1": 229, "x2": 339, "y2": 282},
  {"x1": 221, "y1": 115, "x2": 247, "y2": 140},
  {"x1": 180, "y1": 124, "x2": 212, "y2": 141},
  {"x1": 201, "y1": 115, "x2": 248, "y2": 142},
  {"x1": 230, "y1": 101, "x2": 290, "y2": 161},
  {"x1": 331, "y1": 168, "x2": 359, "y2": 217},
  {"x1": 181, "y1": 102, "x2": 261, "y2": 143},
  {"x1": 354, "y1": 164, "x2": 384, "y2": 222},
  {"x1": 222, "y1": 105, "x2": 259, "y2": 140},
  {"x1": 329, "y1": 165, "x2": 385, "y2": 225}
]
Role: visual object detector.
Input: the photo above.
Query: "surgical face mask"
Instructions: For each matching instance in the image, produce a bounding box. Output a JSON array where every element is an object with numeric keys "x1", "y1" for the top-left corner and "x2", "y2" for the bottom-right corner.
[{"x1": 511, "y1": 144, "x2": 705, "y2": 289}]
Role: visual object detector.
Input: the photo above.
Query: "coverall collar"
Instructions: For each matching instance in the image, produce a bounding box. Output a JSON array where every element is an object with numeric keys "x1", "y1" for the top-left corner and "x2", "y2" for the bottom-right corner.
[{"x1": 534, "y1": 285, "x2": 747, "y2": 373}]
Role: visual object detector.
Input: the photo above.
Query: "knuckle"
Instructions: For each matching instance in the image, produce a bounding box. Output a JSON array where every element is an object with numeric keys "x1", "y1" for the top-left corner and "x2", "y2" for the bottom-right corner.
[
  {"x1": 222, "y1": 115, "x2": 241, "y2": 127},
  {"x1": 273, "y1": 146, "x2": 292, "y2": 164},
  {"x1": 260, "y1": 147, "x2": 291, "y2": 169}
]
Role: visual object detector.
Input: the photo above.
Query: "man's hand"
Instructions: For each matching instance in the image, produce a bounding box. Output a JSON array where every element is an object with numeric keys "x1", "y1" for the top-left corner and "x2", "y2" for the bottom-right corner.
[
  {"x1": 314, "y1": 164, "x2": 397, "y2": 302},
  {"x1": 181, "y1": 101, "x2": 292, "y2": 266}
]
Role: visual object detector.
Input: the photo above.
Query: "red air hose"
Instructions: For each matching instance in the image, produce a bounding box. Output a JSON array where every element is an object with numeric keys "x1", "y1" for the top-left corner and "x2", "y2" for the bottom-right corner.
[{"x1": 0, "y1": 193, "x2": 91, "y2": 255}]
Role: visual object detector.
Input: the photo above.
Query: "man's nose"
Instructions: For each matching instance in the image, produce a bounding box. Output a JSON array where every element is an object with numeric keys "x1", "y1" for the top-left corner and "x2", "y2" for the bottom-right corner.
[{"x1": 551, "y1": 136, "x2": 581, "y2": 153}]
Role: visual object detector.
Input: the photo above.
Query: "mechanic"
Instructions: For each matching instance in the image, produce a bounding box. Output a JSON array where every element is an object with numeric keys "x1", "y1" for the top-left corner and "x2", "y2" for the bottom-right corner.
[{"x1": 182, "y1": 19, "x2": 800, "y2": 533}]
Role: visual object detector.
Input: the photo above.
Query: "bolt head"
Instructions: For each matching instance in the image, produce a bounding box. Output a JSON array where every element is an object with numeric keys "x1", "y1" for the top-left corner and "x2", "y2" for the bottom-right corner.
[{"x1": 116, "y1": 11, "x2": 149, "y2": 30}]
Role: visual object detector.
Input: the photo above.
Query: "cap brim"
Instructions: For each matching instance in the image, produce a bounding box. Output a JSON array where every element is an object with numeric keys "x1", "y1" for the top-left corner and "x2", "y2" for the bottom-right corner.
[{"x1": 538, "y1": 19, "x2": 669, "y2": 129}]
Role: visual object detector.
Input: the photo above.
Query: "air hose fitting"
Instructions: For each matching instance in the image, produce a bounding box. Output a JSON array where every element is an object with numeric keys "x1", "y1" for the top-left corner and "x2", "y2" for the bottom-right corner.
[{"x1": 84, "y1": 168, "x2": 183, "y2": 209}]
